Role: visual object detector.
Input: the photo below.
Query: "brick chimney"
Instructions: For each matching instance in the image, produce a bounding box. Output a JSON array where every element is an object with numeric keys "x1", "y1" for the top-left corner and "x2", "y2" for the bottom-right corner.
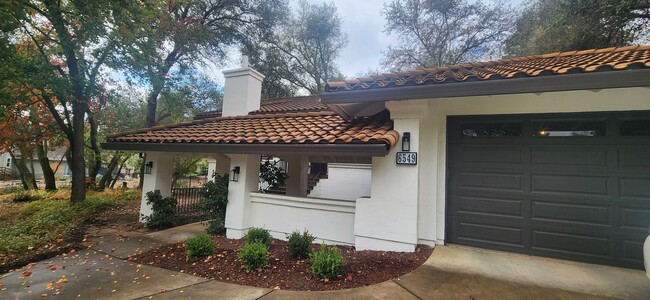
[{"x1": 221, "y1": 52, "x2": 265, "y2": 117}]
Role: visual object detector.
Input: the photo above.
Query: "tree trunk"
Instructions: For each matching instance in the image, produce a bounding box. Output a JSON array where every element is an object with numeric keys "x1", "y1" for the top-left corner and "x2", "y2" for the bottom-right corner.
[
  {"x1": 70, "y1": 102, "x2": 86, "y2": 202},
  {"x1": 9, "y1": 150, "x2": 36, "y2": 190},
  {"x1": 98, "y1": 154, "x2": 119, "y2": 190},
  {"x1": 87, "y1": 112, "x2": 102, "y2": 182},
  {"x1": 36, "y1": 143, "x2": 57, "y2": 191},
  {"x1": 111, "y1": 158, "x2": 127, "y2": 189},
  {"x1": 28, "y1": 153, "x2": 37, "y2": 189}
]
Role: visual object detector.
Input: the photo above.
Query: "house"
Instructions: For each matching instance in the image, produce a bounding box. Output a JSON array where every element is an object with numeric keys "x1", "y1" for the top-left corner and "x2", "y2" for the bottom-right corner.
[
  {"x1": 103, "y1": 45, "x2": 650, "y2": 270},
  {"x1": 0, "y1": 147, "x2": 71, "y2": 181}
]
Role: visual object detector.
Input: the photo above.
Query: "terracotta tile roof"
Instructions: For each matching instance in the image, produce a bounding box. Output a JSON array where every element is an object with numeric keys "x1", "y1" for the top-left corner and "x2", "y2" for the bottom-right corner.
[
  {"x1": 326, "y1": 45, "x2": 650, "y2": 92},
  {"x1": 194, "y1": 96, "x2": 328, "y2": 119},
  {"x1": 106, "y1": 110, "x2": 399, "y2": 148}
]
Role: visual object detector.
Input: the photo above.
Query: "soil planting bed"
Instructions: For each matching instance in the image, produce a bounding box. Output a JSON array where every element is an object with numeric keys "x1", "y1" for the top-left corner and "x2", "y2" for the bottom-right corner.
[{"x1": 130, "y1": 235, "x2": 433, "y2": 291}]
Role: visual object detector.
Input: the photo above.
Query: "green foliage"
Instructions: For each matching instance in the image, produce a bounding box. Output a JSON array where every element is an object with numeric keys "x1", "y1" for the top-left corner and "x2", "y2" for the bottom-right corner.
[
  {"x1": 246, "y1": 227, "x2": 272, "y2": 245},
  {"x1": 199, "y1": 173, "x2": 229, "y2": 234},
  {"x1": 0, "y1": 186, "x2": 24, "y2": 196},
  {"x1": 259, "y1": 158, "x2": 287, "y2": 192},
  {"x1": 237, "y1": 242, "x2": 268, "y2": 270},
  {"x1": 12, "y1": 190, "x2": 50, "y2": 202},
  {"x1": 185, "y1": 233, "x2": 215, "y2": 259},
  {"x1": 310, "y1": 243, "x2": 344, "y2": 279},
  {"x1": 286, "y1": 229, "x2": 316, "y2": 259},
  {"x1": 505, "y1": 0, "x2": 650, "y2": 57},
  {"x1": 0, "y1": 189, "x2": 134, "y2": 259},
  {"x1": 142, "y1": 190, "x2": 177, "y2": 230}
]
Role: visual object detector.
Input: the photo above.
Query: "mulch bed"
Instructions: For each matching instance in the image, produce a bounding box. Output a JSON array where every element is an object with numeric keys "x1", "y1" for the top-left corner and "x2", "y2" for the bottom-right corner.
[{"x1": 130, "y1": 235, "x2": 433, "y2": 291}]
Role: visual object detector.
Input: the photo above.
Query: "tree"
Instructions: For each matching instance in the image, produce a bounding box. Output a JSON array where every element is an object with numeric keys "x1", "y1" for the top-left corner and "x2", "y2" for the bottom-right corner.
[
  {"x1": 2, "y1": 0, "x2": 144, "y2": 201},
  {"x1": 381, "y1": 0, "x2": 513, "y2": 71},
  {"x1": 0, "y1": 86, "x2": 62, "y2": 190},
  {"x1": 505, "y1": 0, "x2": 650, "y2": 57},
  {"x1": 114, "y1": 0, "x2": 287, "y2": 129},
  {"x1": 251, "y1": 0, "x2": 348, "y2": 96}
]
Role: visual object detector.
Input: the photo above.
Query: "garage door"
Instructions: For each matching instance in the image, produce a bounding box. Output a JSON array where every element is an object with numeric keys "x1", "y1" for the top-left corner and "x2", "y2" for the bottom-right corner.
[{"x1": 446, "y1": 112, "x2": 650, "y2": 269}]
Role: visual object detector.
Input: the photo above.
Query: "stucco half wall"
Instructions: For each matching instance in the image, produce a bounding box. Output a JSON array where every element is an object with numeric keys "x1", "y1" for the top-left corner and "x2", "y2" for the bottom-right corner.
[{"x1": 406, "y1": 86, "x2": 650, "y2": 246}]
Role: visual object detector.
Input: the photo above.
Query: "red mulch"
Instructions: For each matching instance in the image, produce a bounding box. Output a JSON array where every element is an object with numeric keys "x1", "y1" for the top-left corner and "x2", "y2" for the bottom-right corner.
[{"x1": 129, "y1": 235, "x2": 433, "y2": 291}]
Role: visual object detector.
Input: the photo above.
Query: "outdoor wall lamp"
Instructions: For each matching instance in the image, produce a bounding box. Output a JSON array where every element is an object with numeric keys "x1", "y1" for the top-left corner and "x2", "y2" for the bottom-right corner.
[
  {"x1": 230, "y1": 166, "x2": 240, "y2": 182},
  {"x1": 144, "y1": 161, "x2": 153, "y2": 174},
  {"x1": 402, "y1": 132, "x2": 411, "y2": 152}
]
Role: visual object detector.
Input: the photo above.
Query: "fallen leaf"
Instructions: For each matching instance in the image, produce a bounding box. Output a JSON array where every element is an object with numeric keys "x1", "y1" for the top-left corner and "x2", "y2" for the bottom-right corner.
[{"x1": 23, "y1": 271, "x2": 32, "y2": 277}]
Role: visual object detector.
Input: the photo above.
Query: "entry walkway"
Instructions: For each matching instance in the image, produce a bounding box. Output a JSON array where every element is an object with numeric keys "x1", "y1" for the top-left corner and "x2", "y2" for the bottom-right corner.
[{"x1": 1, "y1": 223, "x2": 647, "y2": 299}]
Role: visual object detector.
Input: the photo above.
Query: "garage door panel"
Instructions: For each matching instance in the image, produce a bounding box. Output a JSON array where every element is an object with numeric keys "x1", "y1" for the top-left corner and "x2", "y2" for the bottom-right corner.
[
  {"x1": 531, "y1": 201, "x2": 611, "y2": 226},
  {"x1": 456, "y1": 171, "x2": 524, "y2": 191},
  {"x1": 532, "y1": 230, "x2": 612, "y2": 259},
  {"x1": 456, "y1": 146, "x2": 524, "y2": 164},
  {"x1": 619, "y1": 177, "x2": 650, "y2": 199},
  {"x1": 620, "y1": 239, "x2": 645, "y2": 265},
  {"x1": 532, "y1": 147, "x2": 608, "y2": 167},
  {"x1": 456, "y1": 195, "x2": 524, "y2": 218},
  {"x1": 453, "y1": 220, "x2": 526, "y2": 249},
  {"x1": 531, "y1": 174, "x2": 609, "y2": 196},
  {"x1": 619, "y1": 207, "x2": 650, "y2": 230},
  {"x1": 618, "y1": 146, "x2": 650, "y2": 168}
]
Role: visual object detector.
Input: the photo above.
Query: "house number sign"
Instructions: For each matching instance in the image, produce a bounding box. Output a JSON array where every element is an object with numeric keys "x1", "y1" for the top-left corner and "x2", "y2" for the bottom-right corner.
[{"x1": 396, "y1": 152, "x2": 417, "y2": 165}]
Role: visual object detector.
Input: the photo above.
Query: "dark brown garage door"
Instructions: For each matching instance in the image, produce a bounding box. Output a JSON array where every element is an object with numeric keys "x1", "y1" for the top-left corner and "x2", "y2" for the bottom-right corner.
[{"x1": 447, "y1": 112, "x2": 650, "y2": 269}]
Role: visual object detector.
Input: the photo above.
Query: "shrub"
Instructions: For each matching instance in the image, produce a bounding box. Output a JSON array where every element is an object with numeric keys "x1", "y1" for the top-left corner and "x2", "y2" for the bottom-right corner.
[
  {"x1": 185, "y1": 233, "x2": 215, "y2": 259},
  {"x1": 12, "y1": 190, "x2": 50, "y2": 202},
  {"x1": 199, "y1": 173, "x2": 229, "y2": 234},
  {"x1": 310, "y1": 243, "x2": 344, "y2": 279},
  {"x1": 237, "y1": 242, "x2": 268, "y2": 270},
  {"x1": 142, "y1": 190, "x2": 177, "y2": 230},
  {"x1": 246, "y1": 227, "x2": 271, "y2": 245},
  {"x1": 0, "y1": 185, "x2": 23, "y2": 196},
  {"x1": 286, "y1": 229, "x2": 316, "y2": 259}
]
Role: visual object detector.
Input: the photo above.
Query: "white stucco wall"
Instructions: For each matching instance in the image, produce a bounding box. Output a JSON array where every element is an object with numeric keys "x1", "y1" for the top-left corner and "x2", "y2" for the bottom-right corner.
[
  {"x1": 308, "y1": 163, "x2": 371, "y2": 201},
  {"x1": 406, "y1": 86, "x2": 650, "y2": 246},
  {"x1": 249, "y1": 193, "x2": 356, "y2": 245}
]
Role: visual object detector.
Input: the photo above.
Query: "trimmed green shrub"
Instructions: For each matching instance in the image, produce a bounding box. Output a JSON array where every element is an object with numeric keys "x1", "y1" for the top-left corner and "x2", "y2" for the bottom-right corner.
[
  {"x1": 286, "y1": 229, "x2": 316, "y2": 259},
  {"x1": 185, "y1": 233, "x2": 215, "y2": 259},
  {"x1": 199, "y1": 173, "x2": 229, "y2": 234},
  {"x1": 237, "y1": 242, "x2": 268, "y2": 270},
  {"x1": 310, "y1": 243, "x2": 344, "y2": 279},
  {"x1": 142, "y1": 190, "x2": 177, "y2": 230},
  {"x1": 246, "y1": 227, "x2": 271, "y2": 245}
]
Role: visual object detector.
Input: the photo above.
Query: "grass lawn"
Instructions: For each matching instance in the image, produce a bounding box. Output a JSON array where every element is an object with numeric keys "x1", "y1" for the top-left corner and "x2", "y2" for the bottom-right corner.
[{"x1": 0, "y1": 187, "x2": 141, "y2": 273}]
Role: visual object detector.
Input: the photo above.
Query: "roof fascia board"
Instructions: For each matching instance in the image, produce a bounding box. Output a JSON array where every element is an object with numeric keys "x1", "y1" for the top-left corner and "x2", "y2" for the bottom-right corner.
[
  {"x1": 321, "y1": 69, "x2": 650, "y2": 104},
  {"x1": 101, "y1": 142, "x2": 389, "y2": 157}
]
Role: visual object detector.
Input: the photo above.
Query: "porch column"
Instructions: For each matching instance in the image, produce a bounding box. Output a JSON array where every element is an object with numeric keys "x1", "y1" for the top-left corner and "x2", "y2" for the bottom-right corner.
[
  {"x1": 207, "y1": 154, "x2": 231, "y2": 180},
  {"x1": 354, "y1": 101, "x2": 426, "y2": 252},
  {"x1": 225, "y1": 154, "x2": 260, "y2": 239},
  {"x1": 284, "y1": 155, "x2": 309, "y2": 197},
  {"x1": 140, "y1": 152, "x2": 175, "y2": 222}
]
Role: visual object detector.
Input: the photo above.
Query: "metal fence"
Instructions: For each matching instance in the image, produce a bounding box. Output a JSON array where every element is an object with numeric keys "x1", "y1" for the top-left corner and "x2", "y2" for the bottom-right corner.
[{"x1": 171, "y1": 180, "x2": 209, "y2": 225}]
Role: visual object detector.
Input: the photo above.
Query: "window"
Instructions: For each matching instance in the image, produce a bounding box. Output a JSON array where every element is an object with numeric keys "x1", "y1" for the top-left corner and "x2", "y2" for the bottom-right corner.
[
  {"x1": 461, "y1": 122, "x2": 522, "y2": 137},
  {"x1": 532, "y1": 121, "x2": 606, "y2": 137},
  {"x1": 5, "y1": 158, "x2": 10, "y2": 168},
  {"x1": 620, "y1": 120, "x2": 650, "y2": 136}
]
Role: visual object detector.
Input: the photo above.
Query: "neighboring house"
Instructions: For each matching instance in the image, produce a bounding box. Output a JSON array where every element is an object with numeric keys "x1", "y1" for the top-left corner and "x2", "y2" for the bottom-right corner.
[
  {"x1": 0, "y1": 147, "x2": 71, "y2": 180},
  {"x1": 104, "y1": 46, "x2": 650, "y2": 270}
]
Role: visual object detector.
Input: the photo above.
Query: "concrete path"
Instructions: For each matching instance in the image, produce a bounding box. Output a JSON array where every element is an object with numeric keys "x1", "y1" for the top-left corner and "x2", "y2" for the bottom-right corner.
[{"x1": 2, "y1": 222, "x2": 647, "y2": 300}]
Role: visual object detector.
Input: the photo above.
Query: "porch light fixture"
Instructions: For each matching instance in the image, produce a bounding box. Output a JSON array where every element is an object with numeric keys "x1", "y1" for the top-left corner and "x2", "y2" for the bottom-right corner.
[
  {"x1": 144, "y1": 161, "x2": 153, "y2": 174},
  {"x1": 230, "y1": 166, "x2": 240, "y2": 182},
  {"x1": 402, "y1": 132, "x2": 411, "y2": 152}
]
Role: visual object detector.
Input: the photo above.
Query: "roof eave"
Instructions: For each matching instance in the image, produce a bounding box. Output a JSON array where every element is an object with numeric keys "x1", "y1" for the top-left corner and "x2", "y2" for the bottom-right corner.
[
  {"x1": 101, "y1": 142, "x2": 390, "y2": 157},
  {"x1": 321, "y1": 69, "x2": 650, "y2": 105}
]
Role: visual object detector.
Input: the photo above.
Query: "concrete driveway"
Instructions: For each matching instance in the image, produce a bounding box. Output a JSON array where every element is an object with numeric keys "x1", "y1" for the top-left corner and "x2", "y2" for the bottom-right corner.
[{"x1": 2, "y1": 223, "x2": 647, "y2": 300}]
